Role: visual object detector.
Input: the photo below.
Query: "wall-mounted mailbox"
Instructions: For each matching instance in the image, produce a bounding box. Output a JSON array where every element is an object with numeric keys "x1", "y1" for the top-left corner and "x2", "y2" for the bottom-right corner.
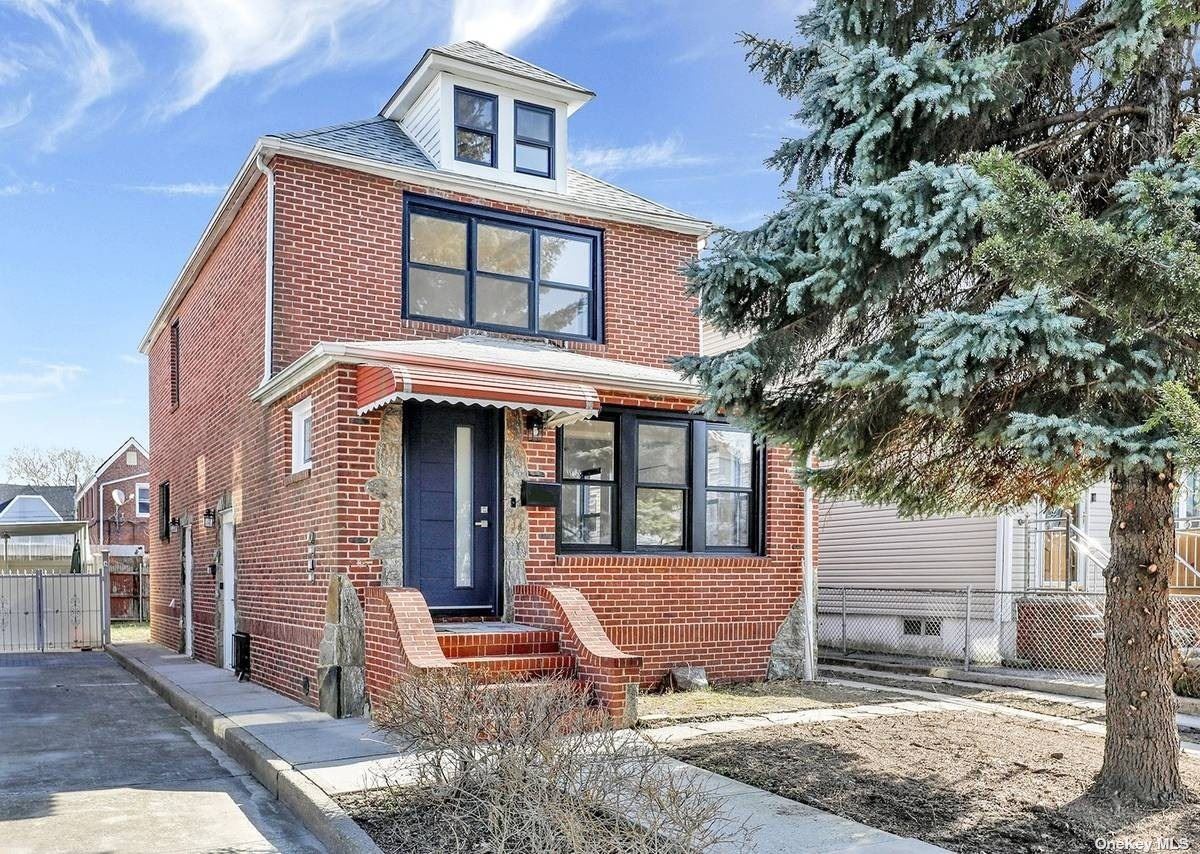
[{"x1": 521, "y1": 481, "x2": 561, "y2": 508}]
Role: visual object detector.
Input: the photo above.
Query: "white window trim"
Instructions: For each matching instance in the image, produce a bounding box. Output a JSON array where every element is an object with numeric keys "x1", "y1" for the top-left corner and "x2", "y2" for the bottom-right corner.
[
  {"x1": 291, "y1": 397, "x2": 314, "y2": 473},
  {"x1": 135, "y1": 482, "x2": 151, "y2": 517}
]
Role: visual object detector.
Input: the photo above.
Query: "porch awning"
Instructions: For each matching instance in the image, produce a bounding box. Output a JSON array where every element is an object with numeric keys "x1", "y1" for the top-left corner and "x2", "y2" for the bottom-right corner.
[{"x1": 356, "y1": 360, "x2": 599, "y2": 425}]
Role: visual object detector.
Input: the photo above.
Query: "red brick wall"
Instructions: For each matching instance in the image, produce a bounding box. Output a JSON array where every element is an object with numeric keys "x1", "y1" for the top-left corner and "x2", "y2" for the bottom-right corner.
[
  {"x1": 270, "y1": 157, "x2": 701, "y2": 372},
  {"x1": 147, "y1": 156, "x2": 806, "y2": 707},
  {"x1": 76, "y1": 445, "x2": 151, "y2": 549}
]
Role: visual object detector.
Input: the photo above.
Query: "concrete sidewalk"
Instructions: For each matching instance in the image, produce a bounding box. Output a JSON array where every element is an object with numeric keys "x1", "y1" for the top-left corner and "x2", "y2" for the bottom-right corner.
[{"x1": 109, "y1": 641, "x2": 947, "y2": 853}]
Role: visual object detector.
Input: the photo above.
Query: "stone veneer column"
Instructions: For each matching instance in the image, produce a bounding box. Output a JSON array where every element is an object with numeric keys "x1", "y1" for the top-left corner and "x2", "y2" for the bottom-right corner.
[
  {"x1": 502, "y1": 411, "x2": 529, "y2": 621},
  {"x1": 367, "y1": 405, "x2": 404, "y2": 586}
]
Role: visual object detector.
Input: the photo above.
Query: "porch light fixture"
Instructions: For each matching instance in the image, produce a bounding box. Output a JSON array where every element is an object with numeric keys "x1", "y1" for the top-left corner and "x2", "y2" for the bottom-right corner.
[
  {"x1": 169, "y1": 517, "x2": 181, "y2": 535},
  {"x1": 525, "y1": 413, "x2": 545, "y2": 441},
  {"x1": 203, "y1": 508, "x2": 216, "y2": 528}
]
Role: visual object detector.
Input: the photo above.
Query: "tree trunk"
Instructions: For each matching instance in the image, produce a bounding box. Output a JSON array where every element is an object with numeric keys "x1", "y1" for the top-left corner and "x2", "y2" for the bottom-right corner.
[{"x1": 1096, "y1": 463, "x2": 1182, "y2": 802}]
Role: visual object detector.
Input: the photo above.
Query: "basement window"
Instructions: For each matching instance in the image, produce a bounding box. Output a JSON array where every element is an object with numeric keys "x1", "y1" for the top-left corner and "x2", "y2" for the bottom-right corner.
[{"x1": 903, "y1": 618, "x2": 942, "y2": 636}]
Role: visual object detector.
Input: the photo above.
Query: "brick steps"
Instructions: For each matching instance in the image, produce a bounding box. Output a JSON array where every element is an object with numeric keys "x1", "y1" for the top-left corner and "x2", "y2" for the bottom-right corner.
[
  {"x1": 436, "y1": 629, "x2": 560, "y2": 660},
  {"x1": 456, "y1": 652, "x2": 576, "y2": 681}
]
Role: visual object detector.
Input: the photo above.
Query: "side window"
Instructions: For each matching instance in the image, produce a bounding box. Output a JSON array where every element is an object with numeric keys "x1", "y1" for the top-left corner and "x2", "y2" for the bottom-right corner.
[
  {"x1": 136, "y1": 483, "x2": 151, "y2": 517},
  {"x1": 159, "y1": 482, "x2": 171, "y2": 541},
  {"x1": 170, "y1": 319, "x2": 181, "y2": 408},
  {"x1": 454, "y1": 88, "x2": 497, "y2": 167},
  {"x1": 291, "y1": 398, "x2": 314, "y2": 473}
]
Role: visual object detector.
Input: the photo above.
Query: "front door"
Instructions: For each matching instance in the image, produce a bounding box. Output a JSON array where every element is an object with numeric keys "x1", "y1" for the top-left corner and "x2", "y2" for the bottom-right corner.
[
  {"x1": 182, "y1": 525, "x2": 194, "y2": 657},
  {"x1": 220, "y1": 511, "x2": 236, "y2": 669},
  {"x1": 404, "y1": 403, "x2": 499, "y2": 612}
]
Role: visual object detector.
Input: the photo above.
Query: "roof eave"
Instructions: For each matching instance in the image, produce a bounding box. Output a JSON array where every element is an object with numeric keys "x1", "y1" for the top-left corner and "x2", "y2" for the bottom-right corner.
[
  {"x1": 380, "y1": 50, "x2": 594, "y2": 120},
  {"x1": 137, "y1": 143, "x2": 268, "y2": 354},
  {"x1": 265, "y1": 137, "x2": 711, "y2": 235}
]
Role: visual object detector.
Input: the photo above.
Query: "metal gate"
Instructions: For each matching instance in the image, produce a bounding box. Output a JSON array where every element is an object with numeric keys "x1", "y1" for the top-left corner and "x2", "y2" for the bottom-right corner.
[{"x1": 0, "y1": 569, "x2": 109, "y2": 652}]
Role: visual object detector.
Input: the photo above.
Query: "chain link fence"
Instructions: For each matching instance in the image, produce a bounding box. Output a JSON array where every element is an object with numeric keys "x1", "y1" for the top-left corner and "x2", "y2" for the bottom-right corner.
[{"x1": 817, "y1": 586, "x2": 1200, "y2": 683}]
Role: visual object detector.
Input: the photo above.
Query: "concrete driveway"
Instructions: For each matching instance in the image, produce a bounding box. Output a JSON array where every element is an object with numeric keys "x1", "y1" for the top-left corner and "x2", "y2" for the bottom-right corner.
[{"x1": 0, "y1": 652, "x2": 326, "y2": 854}]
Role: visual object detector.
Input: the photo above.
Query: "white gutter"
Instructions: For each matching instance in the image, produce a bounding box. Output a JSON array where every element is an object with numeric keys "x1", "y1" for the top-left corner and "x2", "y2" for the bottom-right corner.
[{"x1": 254, "y1": 154, "x2": 276, "y2": 384}]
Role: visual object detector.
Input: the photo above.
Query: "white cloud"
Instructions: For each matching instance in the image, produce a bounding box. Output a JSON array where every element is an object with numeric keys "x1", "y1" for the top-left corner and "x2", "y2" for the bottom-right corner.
[
  {"x1": 129, "y1": 0, "x2": 442, "y2": 116},
  {"x1": 573, "y1": 137, "x2": 712, "y2": 176},
  {"x1": 118, "y1": 354, "x2": 145, "y2": 365},
  {"x1": 0, "y1": 360, "x2": 83, "y2": 404},
  {"x1": 122, "y1": 181, "x2": 226, "y2": 197},
  {"x1": 0, "y1": 93, "x2": 33, "y2": 130},
  {"x1": 7, "y1": 0, "x2": 134, "y2": 150},
  {"x1": 449, "y1": 0, "x2": 569, "y2": 50},
  {"x1": 0, "y1": 179, "x2": 52, "y2": 197}
]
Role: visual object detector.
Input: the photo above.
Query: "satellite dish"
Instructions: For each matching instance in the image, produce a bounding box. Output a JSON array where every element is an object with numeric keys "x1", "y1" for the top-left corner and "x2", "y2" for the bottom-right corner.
[{"x1": 111, "y1": 488, "x2": 126, "y2": 506}]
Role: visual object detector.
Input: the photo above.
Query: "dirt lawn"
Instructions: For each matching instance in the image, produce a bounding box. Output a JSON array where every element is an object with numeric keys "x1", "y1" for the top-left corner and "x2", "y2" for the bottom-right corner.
[
  {"x1": 109, "y1": 621, "x2": 151, "y2": 644},
  {"x1": 638, "y1": 680, "x2": 911, "y2": 724},
  {"x1": 668, "y1": 708, "x2": 1200, "y2": 853}
]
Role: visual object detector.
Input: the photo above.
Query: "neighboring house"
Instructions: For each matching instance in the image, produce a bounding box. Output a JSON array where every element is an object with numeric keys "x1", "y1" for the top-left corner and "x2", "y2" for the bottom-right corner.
[
  {"x1": 75, "y1": 437, "x2": 152, "y2": 565},
  {"x1": 0, "y1": 484, "x2": 84, "y2": 571},
  {"x1": 75, "y1": 438, "x2": 152, "y2": 620},
  {"x1": 141, "y1": 42, "x2": 807, "y2": 721}
]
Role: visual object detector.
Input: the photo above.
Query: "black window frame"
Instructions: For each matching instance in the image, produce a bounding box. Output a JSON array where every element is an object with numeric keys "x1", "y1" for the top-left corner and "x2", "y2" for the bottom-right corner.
[
  {"x1": 514, "y1": 100, "x2": 555, "y2": 178},
  {"x1": 403, "y1": 194, "x2": 604, "y2": 343},
  {"x1": 556, "y1": 408, "x2": 766, "y2": 556},
  {"x1": 169, "y1": 319, "x2": 180, "y2": 409},
  {"x1": 558, "y1": 414, "x2": 619, "y2": 549},
  {"x1": 158, "y1": 481, "x2": 171, "y2": 541},
  {"x1": 453, "y1": 86, "x2": 498, "y2": 168}
]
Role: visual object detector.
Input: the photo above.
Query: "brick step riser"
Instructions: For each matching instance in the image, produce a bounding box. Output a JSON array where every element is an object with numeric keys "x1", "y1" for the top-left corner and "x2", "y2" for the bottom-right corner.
[
  {"x1": 437, "y1": 634, "x2": 561, "y2": 659},
  {"x1": 458, "y1": 655, "x2": 576, "y2": 682}
]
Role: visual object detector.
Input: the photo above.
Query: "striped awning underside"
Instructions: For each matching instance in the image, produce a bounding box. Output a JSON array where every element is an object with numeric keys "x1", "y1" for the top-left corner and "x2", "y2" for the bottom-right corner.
[{"x1": 355, "y1": 361, "x2": 599, "y2": 424}]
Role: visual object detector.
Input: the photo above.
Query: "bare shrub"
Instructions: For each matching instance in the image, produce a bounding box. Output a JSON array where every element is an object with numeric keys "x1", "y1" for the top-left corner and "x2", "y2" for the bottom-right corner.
[{"x1": 364, "y1": 667, "x2": 749, "y2": 853}]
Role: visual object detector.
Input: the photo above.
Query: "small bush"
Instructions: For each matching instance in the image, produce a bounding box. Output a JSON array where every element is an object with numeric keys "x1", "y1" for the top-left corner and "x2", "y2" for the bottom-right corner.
[{"x1": 364, "y1": 667, "x2": 748, "y2": 853}]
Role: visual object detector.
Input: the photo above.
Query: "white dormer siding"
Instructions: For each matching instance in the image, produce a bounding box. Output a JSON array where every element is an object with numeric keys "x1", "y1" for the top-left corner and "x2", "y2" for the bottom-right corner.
[
  {"x1": 401, "y1": 77, "x2": 442, "y2": 164},
  {"x1": 382, "y1": 42, "x2": 591, "y2": 196}
]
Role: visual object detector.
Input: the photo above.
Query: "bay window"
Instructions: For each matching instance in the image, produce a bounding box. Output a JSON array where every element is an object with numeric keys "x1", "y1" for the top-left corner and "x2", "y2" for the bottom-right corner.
[
  {"x1": 404, "y1": 197, "x2": 602, "y2": 341},
  {"x1": 557, "y1": 411, "x2": 764, "y2": 554}
]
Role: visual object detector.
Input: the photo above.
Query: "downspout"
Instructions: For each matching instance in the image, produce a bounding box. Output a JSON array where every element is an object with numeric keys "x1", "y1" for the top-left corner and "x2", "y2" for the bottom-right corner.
[
  {"x1": 801, "y1": 450, "x2": 818, "y2": 680},
  {"x1": 254, "y1": 154, "x2": 276, "y2": 385}
]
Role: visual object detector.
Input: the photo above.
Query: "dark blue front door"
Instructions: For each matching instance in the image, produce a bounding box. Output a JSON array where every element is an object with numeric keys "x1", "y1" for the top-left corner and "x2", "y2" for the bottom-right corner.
[{"x1": 404, "y1": 403, "x2": 500, "y2": 611}]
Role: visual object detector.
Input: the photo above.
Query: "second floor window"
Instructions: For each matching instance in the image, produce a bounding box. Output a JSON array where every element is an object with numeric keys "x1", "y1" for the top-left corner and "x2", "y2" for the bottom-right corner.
[
  {"x1": 136, "y1": 484, "x2": 151, "y2": 517},
  {"x1": 404, "y1": 198, "x2": 602, "y2": 341},
  {"x1": 291, "y1": 397, "x2": 314, "y2": 473},
  {"x1": 454, "y1": 88, "x2": 497, "y2": 167}
]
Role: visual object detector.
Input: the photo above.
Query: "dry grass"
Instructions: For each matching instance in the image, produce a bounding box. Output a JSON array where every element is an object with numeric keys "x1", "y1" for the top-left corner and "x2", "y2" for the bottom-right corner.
[
  {"x1": 108, "y1": 621, "x2": 150, "y2": 644},
  {"x1": 348, "y1": 668, "x2": 749, "y2": 854},
  {"x1": 669, "y1": 708, "x2": 1200, "y2": 853},
  {"x1": 638, "y1": 679, "x2": 912, "y2": 725}
]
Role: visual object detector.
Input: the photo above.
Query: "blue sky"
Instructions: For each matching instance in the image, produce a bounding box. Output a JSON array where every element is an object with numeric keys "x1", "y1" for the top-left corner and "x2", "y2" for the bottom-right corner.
[{"x1": 0, "y1": 0, "x2": 801, "y2": 475}]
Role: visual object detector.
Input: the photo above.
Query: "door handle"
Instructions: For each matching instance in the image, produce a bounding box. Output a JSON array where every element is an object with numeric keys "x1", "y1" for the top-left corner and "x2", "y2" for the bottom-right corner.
[{"x1": 474, "y1": 520, "x2": 489, "y2": 528}]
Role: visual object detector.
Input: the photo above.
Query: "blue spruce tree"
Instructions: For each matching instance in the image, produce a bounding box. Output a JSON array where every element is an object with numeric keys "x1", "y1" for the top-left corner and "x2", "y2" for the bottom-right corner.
[{"x1": 685, "y1": 1, "x2": 1200, "y2": 802}]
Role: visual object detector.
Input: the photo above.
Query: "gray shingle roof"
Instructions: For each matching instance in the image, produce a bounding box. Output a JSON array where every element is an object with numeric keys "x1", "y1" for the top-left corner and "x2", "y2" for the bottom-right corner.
[
  {"x1": 431, "y1": 41, "x2": 593, "y2": 96},
  {"x1": 0, "y1": 484, "x2": 76, "y2": 520},
  {"x1": 266, "y1": 118, "x2": 704, "y2": 227}
]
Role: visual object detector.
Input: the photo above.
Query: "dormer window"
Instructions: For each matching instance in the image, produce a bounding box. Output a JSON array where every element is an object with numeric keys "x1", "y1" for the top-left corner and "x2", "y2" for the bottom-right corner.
[
  {"x1": 454, "y1": 87, "x2": 497, "y2": 167},
  {"x1": 514, "y1": 101, "x2": 554, "y2": 178}
]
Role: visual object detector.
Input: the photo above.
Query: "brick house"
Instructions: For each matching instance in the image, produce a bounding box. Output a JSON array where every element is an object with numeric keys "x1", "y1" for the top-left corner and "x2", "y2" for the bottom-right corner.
[
  {"x1": 75, "y1": 438, "x2": 152, "y2": 618},
  {"x1": 141, "y1": 42, "x2": 808, "y2": 722},
  {"x1": 75, "y1": 438, "x2": 152, "y2": 562}
]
